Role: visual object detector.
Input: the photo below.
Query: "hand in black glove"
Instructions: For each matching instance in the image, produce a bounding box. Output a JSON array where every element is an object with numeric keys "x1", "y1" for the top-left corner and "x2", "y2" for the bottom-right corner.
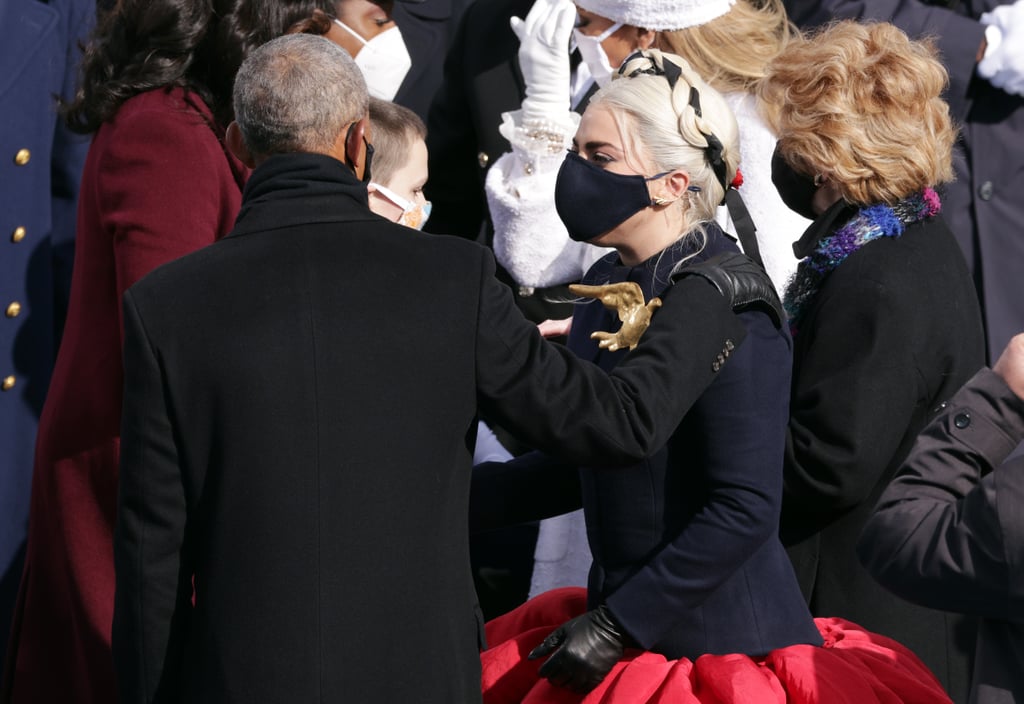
[
  {"x1": 670, "y1": 251, "x2": 785, "y2": 330},
  {"x1": 527, "y1": 604, "x2": 627, "y2": 693}
]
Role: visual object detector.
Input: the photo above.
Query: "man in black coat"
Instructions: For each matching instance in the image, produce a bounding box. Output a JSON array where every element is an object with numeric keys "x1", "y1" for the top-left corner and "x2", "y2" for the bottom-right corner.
[
  {"x1": 859, "y1": 333, "x2": 1024, "y2": 704},
  {"x1": 111, "y1": 33, "x2": 754, "y2": 703}
]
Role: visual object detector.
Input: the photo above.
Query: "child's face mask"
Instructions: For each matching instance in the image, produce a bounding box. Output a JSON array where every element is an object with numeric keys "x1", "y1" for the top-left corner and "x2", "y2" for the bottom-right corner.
[{"x1": 370, "y1": 182, "x2": 432, "y2": 230}]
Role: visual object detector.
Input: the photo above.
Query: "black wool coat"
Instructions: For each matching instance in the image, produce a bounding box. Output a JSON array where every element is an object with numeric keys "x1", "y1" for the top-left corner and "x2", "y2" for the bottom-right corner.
[
  {"x1": 111, "y1": 153, "x2": 746, "y2": 704},
  {"x1": 779, "y1": 202, "x2": 986, "y2": 702}
]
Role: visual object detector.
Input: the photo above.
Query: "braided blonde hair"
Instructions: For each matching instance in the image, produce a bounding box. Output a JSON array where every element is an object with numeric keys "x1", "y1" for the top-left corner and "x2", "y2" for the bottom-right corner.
[{"x1": 591, "y1": 49, "x2": 740, "y2": 237}]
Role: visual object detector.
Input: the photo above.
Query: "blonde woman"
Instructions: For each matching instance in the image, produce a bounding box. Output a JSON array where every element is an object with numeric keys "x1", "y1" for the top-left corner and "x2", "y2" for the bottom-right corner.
[
  {"x1": 476, "y1": 49, "x2": 950, "y2": 703},
  {"x1": 761, "y1": 21, "x2": 986, "y2": 702},
  {"x1": 487, "y1": 0, "x2": 809, "y2": 610},
  {"x1": 658, "y1": 0, "x2": 808, "y2": 289}
]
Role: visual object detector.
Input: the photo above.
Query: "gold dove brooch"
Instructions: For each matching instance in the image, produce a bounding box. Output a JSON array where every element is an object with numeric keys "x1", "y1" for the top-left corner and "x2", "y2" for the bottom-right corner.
[{"x1": 569, "y1": 281, "x2": 662, "y2": 352}]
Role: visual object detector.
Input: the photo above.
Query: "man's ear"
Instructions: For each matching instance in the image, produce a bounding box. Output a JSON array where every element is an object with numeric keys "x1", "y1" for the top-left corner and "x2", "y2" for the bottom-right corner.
[
  {"x1": 225, "y1": 122, "x2": 256, "y2": 168},
  {"x1": 337, "y1": 115, "x2": 371, "y2": 179}
]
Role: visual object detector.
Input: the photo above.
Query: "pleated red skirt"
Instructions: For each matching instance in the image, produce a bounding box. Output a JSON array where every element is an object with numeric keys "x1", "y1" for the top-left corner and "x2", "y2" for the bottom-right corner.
[{"x1": 481, "y1": 588, "x2": 952, "y2": 704}]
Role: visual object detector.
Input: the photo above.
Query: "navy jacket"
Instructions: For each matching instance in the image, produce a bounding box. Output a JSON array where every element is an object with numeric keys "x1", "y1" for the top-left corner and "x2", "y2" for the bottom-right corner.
[
  {"x1": 0, "y1": 0, "x2": 92, "y2": 667},
  {"x1": 474, "y1": 227, "x2": 822, "y2": 658}
]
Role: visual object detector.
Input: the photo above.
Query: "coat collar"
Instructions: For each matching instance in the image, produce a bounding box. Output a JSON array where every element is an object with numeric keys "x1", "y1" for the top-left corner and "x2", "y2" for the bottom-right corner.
[
  {"x1": 228, "y1": 152, "x2": 377, "y2": 238},
  {"x1": 791, "y1": 199, "x2": 858, "y2": 260}
]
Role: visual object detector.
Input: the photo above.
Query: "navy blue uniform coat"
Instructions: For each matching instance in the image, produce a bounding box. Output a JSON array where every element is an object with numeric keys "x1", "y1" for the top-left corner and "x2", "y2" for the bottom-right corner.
[
  {"x1": 474, "y1": 228, "x2": 822, "y2": 658},
  {"x1": 0, "y1": 0, "x2": 92, "y2": 668}
]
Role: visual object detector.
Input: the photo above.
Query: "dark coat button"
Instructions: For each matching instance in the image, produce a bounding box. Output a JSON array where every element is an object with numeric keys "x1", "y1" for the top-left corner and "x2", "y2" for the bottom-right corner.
[{"x1": 954, "y1": 412, "x2": 971, "y2": 429}]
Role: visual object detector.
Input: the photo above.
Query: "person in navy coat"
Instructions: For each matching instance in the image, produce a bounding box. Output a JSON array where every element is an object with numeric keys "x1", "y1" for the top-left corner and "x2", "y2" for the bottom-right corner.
[
  {"x1": 472, "y1": 50, "x2": 823, "y2": 694},
  {"x1": 0, "y1": 0, "x2": 93, "y2": 669}
]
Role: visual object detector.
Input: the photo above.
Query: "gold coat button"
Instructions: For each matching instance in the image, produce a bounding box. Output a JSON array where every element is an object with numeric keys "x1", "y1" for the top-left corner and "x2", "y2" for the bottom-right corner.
[
  {"x1": 14, "y1": 149, "x2": 31, "y2": 166},
  {"x1": 12, "y1": 227, "x2": 26, "y2": 243},
  {"x1": 477, "y1": 151, "x2": 490, "y2": 168},
  {"x1": 2, "y1": 376, "x2": 15, "y2": 391},
  {"x1": 6, "y1": 302, "x2": 21, "y2": 318}
]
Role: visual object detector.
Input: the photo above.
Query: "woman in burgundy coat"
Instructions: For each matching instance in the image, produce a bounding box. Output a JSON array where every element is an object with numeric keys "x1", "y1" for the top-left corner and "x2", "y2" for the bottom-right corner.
[{"x1": 1, "y1": 1, "x2": 334, "y2": 702}]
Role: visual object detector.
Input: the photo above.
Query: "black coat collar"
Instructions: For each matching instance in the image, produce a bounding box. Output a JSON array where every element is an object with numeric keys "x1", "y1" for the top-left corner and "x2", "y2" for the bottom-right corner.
[
  {"x1": 791, "y1": 199, "x2": 858, "y2": 260},
  {"x1": 229, "y1": 152, "x2": 377, "y2": 238}
]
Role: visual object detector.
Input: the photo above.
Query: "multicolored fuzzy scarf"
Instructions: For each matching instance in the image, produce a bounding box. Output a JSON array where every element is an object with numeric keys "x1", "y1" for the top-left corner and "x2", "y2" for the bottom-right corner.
[{"x1": 784, "y1": 188, "x2": 941, "y2": 336}]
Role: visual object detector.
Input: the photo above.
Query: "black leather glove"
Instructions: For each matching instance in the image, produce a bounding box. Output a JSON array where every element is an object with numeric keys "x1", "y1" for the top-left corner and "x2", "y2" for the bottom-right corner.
[
  {"x1": 670, "y1": 251, "x2": 785, "y2": 330},
  {"x1": 527, "y1": 604, "x2": 627, "y2": 693}
]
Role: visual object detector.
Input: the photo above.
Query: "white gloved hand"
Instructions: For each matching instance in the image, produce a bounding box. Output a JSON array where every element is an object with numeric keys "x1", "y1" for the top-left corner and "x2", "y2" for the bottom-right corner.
[
  {"x1": 510, "y1": 0, "x2": 577, "y2": 122},
  {"x1": 978, "y1": 0, "x2": 1024, "y2": 96}
]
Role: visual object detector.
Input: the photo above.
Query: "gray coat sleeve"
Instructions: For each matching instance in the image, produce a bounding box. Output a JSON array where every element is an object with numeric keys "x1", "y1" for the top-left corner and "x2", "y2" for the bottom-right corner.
[{"x1": 858, "y1": 368, "x2": 1024, "y2": 621}]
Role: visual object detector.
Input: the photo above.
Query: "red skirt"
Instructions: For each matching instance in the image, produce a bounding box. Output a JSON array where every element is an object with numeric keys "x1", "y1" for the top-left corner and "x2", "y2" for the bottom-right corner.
[{"x1": 481, "y1": 588, "x2": 951, "y2": 704}]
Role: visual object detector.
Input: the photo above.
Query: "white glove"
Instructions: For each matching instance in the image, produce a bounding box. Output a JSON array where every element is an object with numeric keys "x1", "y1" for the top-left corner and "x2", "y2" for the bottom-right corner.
[
  {"x1": 510, "y1": 0, "x2": 577, "y2": 122},
  {"x1": 978, "y1": 0, "x2": 1024, "y2": 96}
]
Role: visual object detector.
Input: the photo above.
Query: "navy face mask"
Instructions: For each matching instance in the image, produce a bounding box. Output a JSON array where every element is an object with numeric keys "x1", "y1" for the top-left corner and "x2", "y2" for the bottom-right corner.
[
  {"x1": 770, "y1": 145, "x2": 818, "y2": 221},
  {"x1": 555, "y1": 152, "x2": 669, "y2": 242}
]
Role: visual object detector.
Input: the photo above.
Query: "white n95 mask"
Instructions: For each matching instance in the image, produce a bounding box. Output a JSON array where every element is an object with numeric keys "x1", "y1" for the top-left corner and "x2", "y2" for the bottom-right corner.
[
  {"x1": 334, "y1": 19, "x2": 412, "y2": 101},
  {"x1": 572, "y1": 22, "x2": 623, "y2": 88}
]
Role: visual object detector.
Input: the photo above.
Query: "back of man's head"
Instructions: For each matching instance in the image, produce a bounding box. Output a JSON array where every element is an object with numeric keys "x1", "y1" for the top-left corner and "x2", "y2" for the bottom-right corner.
[{"x1": 233, "y1": 33, "x2": 369, "y2": 159}]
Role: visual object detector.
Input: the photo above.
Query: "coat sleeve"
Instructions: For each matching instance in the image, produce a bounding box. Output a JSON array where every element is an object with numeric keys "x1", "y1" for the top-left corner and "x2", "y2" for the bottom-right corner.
[
  {"x1": 858, "y1": 368, "x2": 1024, "y2": 620},
  {"x1": 113, "y1": 290, "x2": 192, "y2": 704},
  {"x1": 96, "y1": 102, "x2": 232, "y2": 343},
  {"x1": 470, "y1": 450, "x2": 582, "y2": 533},
  {"x1": 781, "y1": 274, "x2": 924, "y2": 538},
  {"x1": 473, "y1": 247, "x2": 747, "y2": 468},
  {"x1": 604, "y1": 312, "x2": 792, "y2": 647}
]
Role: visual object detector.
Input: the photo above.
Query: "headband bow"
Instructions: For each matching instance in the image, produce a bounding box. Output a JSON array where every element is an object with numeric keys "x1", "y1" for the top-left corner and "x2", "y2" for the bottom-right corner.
[{"x1": 617, "y1": 53, "x2": 728, "y2": 195}]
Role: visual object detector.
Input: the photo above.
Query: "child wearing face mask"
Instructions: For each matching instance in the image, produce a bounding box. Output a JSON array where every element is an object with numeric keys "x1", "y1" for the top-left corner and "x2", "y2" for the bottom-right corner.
[
  {"x1": 366, "y1": 97, "x2": 511, "y2": 462},
  {"x1": 366, "y1": 98, "x2": 432, "y2": 229}
]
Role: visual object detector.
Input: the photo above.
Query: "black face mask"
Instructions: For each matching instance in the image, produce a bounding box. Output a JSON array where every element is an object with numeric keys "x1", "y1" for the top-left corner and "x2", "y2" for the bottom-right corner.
[
  {"x1": 554, "y1": 152, "x2": 669, "y2": 242},
  {"x1": 345, "y1": 122, "x2": 375, "y2": 184},
  {"x1": 771, "y1": 145, "x2": 818, "y2": 221}
]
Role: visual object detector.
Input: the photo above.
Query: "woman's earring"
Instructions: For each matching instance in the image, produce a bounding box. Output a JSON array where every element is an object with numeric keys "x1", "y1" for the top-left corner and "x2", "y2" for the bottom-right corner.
[
  {"x1": 652, "y1": 196, "x2": 672, "y2": 206},
  {"x1": 813, "y1": 174, "x2": 826, "y2": 187}
]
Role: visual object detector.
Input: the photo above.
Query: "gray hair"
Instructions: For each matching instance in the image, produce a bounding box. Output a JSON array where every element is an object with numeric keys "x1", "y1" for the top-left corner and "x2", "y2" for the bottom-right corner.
[{"x1": 232, "y1": 33, "x2": 369, "y2": 158}]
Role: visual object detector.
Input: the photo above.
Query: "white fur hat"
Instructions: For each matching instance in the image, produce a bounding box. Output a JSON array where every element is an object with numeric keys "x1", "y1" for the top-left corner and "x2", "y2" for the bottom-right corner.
[{"x1": 575, "y1": 0, "x2": 737, "y2": 30}]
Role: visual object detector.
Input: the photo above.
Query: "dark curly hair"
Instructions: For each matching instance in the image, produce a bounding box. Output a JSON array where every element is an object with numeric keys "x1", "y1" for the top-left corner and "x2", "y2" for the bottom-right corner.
[{"x1": 62, "y1": 0, "x2": 335, "y2": 133}]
